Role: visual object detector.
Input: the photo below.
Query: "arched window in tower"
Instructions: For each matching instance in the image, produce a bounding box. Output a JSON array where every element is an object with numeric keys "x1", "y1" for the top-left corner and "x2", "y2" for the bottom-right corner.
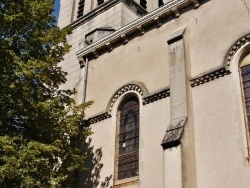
[
  {"x1": 116, "y1": 96, "x2": 139, "y2": 180},
  {"x1": 77, "y1": 0, "x2": 85, "y2": 18},
  {"x1": 140, "y1": 0, "x2": 147, "y2": 9},
  {"x1": 240, "y1": 53, "x2": 250, "y2": 143}
]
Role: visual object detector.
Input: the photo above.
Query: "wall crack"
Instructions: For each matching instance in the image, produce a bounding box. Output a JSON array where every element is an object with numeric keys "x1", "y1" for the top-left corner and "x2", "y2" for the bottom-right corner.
[{"x1": 241, "y1": 0, "x2": 250, "y2": 15}]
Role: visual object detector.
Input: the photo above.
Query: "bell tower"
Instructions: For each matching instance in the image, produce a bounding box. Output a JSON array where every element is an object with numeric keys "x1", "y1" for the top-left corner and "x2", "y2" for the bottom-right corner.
[{"x1": 57, "y1": 0, "x2": 165, "y2": 32}]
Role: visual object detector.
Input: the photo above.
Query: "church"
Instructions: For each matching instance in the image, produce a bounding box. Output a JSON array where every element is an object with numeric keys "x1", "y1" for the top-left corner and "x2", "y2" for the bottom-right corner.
[{"x1": 57, "y1": 0, "x2": 250, "y2": 187}]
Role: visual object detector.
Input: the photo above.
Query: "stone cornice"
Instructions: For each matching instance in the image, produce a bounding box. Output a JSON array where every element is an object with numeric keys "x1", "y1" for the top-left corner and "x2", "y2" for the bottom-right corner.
[
  {"x1": 190, "y1": 67, "x2": 231, "y2": 87},
  {"x1": 76, "y1": 0, "x2": 200, "y2": 63}
]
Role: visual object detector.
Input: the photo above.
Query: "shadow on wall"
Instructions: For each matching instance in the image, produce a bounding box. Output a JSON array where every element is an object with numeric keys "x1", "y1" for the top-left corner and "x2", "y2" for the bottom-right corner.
[{"x1": 76, "y1": 138, "x2": 113, "y2": 188}]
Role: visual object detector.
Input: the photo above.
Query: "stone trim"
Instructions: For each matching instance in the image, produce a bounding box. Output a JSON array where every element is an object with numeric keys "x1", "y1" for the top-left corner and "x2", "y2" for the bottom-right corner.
[
  {"x1": 161, "y1": 116, "x2": 187, "y2": 149},
  {"x1": 190, "y1": 67, "x2": 231, "y2": 88},
  {"x1": 76, "y1": 0, "x2": 200, "y2": 62},
  {"x1": 225, "y1": 33, "x2": 250, "y2": 67},
  {"x1": 143, "y1": 88, "x2": 170, "y2": 105}
]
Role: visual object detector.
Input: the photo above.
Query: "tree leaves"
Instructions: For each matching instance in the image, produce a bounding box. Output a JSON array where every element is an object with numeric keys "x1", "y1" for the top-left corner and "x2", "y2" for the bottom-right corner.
[{"x1": 0, "y1": 0, "x2": 91, "y2": 187}]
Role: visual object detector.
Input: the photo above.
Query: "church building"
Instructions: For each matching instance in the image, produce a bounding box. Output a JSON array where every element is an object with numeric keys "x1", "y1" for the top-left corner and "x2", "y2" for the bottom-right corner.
[{"x1": 57, "y1": 0, "x2": 250, "y2": 187}]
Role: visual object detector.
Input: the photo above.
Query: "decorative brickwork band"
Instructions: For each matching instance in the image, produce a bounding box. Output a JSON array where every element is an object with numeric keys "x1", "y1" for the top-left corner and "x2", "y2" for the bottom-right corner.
[
  {"x1": 190, "y1": 67, "x2": 231, "y2": 87},
  {"x1": 143, "y1": 88, "x2": 170, "y2": 105},
  {"x1": 107, "y1": 84, "x2": 144, "y2": 115},
  {"x1": 86, "y1": 84, "x2": 170, "y2": 125},
  {"x1": 85, "y1": 112, "x2": 111, "y2": 125},
  {"x1": 226, "y1": 33, "x2": 250, "y2": 67}
]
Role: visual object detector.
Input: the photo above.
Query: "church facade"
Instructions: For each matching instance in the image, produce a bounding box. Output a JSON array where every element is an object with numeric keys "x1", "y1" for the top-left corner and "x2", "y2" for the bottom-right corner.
[{"x1": 57, "y1": 0, "x2": 250, "y2": 187}]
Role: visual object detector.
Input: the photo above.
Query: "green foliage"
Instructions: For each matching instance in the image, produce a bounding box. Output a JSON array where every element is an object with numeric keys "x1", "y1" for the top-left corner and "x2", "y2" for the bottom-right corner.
[{"x1": 0, "y1": 0, "x2": 92, "y2": 187}]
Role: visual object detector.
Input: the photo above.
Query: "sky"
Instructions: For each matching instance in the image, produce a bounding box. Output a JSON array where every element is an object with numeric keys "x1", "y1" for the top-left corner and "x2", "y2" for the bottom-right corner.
[{"x1": 53, "y1": 0, "x2": 60, "y2": 22}]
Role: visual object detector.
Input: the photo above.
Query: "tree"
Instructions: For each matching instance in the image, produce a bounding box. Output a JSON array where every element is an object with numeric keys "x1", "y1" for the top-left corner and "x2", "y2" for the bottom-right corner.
[{"x1": 0, "y1": 0, "x2": 92, "y2": 187}]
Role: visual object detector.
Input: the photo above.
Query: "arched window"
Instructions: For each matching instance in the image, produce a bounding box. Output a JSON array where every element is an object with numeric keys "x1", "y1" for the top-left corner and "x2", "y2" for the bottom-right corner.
[
  {"x1": 240, "y1": 53, "x2": 250, "y2": 143},
  {"x1": 116, "y1": 96, "x2": 139, "y2": 180}
]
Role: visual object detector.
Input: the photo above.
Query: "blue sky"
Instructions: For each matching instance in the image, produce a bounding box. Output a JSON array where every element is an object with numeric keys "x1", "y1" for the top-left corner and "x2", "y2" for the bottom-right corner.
[{"x1": 53, "y1": 0, "x2": 60, "y2": 21}]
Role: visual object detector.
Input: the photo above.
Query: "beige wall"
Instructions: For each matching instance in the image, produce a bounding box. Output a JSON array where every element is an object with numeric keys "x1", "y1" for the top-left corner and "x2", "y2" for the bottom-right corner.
[
  {"x1": 192, "y1": 75, "x2": 250, "y2": 188},
  {"x1": 85, "y1": 27, "x2": 170, "y2": 117},
  {"x1": 58, "y1": 2, "x2": 126, "y2": 91},
  {"x1": 58, "y1": 1, "x2": 141, "y2": 95},
  {"x1": 58, "y1": 0, "x2": 250, "y2": 187},
  {"x1": 57, "y1": 0, "x2": 75, "y2": 28},
  {"x1": 86, "y1": 95, "x2": 170, "y2": 187}
]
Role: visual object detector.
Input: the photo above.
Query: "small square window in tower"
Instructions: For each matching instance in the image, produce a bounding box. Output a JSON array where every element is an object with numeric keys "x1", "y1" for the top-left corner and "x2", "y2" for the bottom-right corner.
[
  {"x1": 77, "y1": 0, "x2": 85, "y2": 18},
  {"x1": 116, "y1": 96, "x2": 139, "y2": 180}
]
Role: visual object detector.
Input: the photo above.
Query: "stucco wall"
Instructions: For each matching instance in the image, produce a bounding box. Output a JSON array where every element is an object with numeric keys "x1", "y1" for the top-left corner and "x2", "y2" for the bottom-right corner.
[
  {"x1": 84, "y1": 26, "x2": 170, "y2": 117},
  {"x1": 192, "y1": 75, "x2": 250, "y2": 188},
  {"x1": 81, "y1": 96, "x2": 170, "y2": 187},
  {"x1": 58, "y1": 0, "x2": 250, "y2": 187}
]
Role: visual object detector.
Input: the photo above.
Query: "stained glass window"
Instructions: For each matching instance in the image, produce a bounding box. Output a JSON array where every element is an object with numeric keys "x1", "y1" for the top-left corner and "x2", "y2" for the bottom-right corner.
[
  {"x1": 117, "y1": 96, "x2": 139, "y2": 180},
  {"x1": 240, "y1": 53, "x2": 250, "y2": 139}
]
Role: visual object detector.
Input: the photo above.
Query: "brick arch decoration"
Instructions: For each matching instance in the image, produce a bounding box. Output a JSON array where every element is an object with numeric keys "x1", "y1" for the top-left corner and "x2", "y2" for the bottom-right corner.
[
  {"x1": 225, "y1": 33, "x2": 250, "y2": 68},
  {"x1": 106, "y1": 83, "x2": 146, "y2": 115},
  {"x1": 86, "y1": 82, "x2": 170, "y2": 125}
]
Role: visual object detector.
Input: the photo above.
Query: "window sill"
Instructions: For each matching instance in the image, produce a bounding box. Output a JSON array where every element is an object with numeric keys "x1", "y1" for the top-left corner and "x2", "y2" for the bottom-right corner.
[{"x1": 113, "y1": 176, "x2": 139, "y2": 187}]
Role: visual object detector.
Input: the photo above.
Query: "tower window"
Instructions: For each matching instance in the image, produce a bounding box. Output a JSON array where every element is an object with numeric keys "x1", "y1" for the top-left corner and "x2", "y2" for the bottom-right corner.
[
  {"x1": 140, "y1": 0, "x2": 147, "y2": 9},
  {"x1": 77, "y1": 0, "x2": 85, "y2": 18},
  {"x1": 240, "y1": 53, "x2": 250, "y2": 144},
  {"x1": 116, "y1": 96, "x2": 139, "y2": 180}
]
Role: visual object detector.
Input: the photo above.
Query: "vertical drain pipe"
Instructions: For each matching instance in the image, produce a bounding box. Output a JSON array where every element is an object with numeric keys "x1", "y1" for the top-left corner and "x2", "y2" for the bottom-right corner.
[
  {"x1": 82, "y1": 57, "x2": 89, "y2": 104},
  {"x1": 161, "y1": 27, "x2": 188, "y2": 188},
  {"x1": 80, "y1": 57, "x2": 89, "y2": 129}
]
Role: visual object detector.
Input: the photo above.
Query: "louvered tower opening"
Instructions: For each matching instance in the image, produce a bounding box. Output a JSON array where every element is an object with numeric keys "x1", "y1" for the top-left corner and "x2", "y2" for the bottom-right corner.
[{"x1": 77, "y1": 0, "x2": 85, "y2": 18}]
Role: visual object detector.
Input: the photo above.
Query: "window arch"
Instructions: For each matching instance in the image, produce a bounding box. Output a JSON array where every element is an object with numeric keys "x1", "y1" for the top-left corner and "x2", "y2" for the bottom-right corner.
[
  {"x1": 115, "y1": 95, "x2": 139, "y2": 181},
  {"x1": 240, "y1": 53, "x2": 250, "y2": 147}
]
